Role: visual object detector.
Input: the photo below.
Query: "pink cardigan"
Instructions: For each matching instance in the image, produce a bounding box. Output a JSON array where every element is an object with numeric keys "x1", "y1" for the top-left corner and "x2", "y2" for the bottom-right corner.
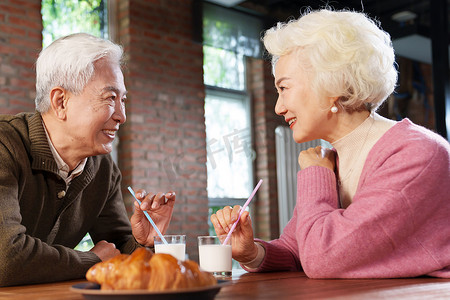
[{"x1": 248, "y1": 119, "x2": 450, "y2": 278}]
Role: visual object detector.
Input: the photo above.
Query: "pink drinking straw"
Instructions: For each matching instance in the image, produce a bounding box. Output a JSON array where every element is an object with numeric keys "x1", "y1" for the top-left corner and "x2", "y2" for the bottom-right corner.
[{"x1": 222, "y1": 179, "x2": 263, "y2": 245}]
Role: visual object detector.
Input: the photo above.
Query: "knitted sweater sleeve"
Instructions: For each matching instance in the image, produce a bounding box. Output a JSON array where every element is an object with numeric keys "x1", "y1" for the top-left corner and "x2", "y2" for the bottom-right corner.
[
  {"x1": 87, "y1": 160, "x2": 138, "y2": 255},
  {"x1": 0, "y1": 117, "x2": 138, "y2": 287},
  {"x1": 249, "y1": 122, "x2": 450, "y2": 278},
  {"x1": 242, "y1": 169, "x2": 336, "y2": 273},
  {"x1": 0, "y1": 141, "x2": 100, "y2": 286}
]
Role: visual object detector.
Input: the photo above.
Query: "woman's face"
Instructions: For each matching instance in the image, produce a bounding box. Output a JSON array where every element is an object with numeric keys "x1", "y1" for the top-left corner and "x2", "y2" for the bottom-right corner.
[{"x1": 274, "y1": 52, "x2": 333, "y2": 143}]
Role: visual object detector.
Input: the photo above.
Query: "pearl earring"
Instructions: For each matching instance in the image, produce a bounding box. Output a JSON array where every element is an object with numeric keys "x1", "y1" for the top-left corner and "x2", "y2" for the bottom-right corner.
[{"x1": 331, "y1": 105, "x2": 338, "y2": 113}]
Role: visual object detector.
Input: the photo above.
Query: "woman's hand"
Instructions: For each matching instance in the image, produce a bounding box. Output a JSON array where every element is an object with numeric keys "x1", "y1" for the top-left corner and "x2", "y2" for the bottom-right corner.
[
  {"x1": 299, "y1": 146, "x2": 336, "y2": 171},
  {"x1": 210, "y1": 205, "x2": 258, "y2": 263},
  {"x1": 130, "y1": 189, "x2": 176, "y2": 247}
]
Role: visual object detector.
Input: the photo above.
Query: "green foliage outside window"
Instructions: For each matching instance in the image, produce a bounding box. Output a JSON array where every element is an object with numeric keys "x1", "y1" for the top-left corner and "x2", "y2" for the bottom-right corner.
[
  {"x1": 41, "y1": 0, "x2": 107, "y2": 48},
  {"x1": 74, "y1": 232, "x2": 94, "y2": 251},
  {"x1": 203, "y1": 45, "x2": 245, "y2": 91}
]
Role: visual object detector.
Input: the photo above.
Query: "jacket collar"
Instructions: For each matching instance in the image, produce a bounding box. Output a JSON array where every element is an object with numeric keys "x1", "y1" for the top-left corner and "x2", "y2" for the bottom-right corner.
[
  {"x1": 29, "y1": 112, "x2": 59, "y2": 173},
  {"x1": 27, "y1": 112, "x2": 96, "y2": 189}
]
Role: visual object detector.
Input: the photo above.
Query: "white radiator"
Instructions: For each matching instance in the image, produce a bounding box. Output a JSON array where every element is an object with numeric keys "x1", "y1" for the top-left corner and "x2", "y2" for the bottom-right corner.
[{"x1": 275, "y1": 126, "x2": 330, "y2": 233}]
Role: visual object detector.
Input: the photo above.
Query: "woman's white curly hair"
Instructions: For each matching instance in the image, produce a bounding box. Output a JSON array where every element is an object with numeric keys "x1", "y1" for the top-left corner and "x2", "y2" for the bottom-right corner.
[{"x1": 263, "y1": 8, "x2": 397, "y2": 112}]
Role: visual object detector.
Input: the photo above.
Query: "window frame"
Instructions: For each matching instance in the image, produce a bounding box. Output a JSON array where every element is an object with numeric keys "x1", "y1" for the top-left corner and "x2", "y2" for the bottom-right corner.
[{"x1": 204, "y1": 84, "x2": 254, "y2": 213}]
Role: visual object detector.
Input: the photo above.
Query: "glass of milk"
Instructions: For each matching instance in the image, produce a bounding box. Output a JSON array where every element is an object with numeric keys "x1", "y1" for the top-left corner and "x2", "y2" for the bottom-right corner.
[
  {"x1": 154, "y1": 235, "x2": 186, "y2": 261},
  {"x1": 198, "y1": 235, "x2": 232, "y2": 277}
]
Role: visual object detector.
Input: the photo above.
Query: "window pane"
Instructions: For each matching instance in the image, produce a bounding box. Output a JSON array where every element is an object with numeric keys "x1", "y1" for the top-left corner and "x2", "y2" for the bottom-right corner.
[
  {"x1": 41, "y1": 0, "x2": 108, "y2": 48},
  {"x1": 203, "y1": 2, "x2": 262, "y2": 58},
  {"x1": 74, "y1": 232, "x2": 94, "y2": 251},
  {"x1": 205, "y1": 92, "x2": 253, "y2": 198},
  {"x1": 203, "y1": 46, "x2": 245, "y2": 90}
]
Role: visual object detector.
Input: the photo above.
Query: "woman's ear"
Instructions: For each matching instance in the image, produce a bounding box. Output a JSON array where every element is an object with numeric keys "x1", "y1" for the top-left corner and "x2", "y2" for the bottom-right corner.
[
  {"x1": 328, "y1": 96, "x2": 340, "y2": 107},
  {"x1": 49, "y1": 87, "x2": 69, "y2": 120}
]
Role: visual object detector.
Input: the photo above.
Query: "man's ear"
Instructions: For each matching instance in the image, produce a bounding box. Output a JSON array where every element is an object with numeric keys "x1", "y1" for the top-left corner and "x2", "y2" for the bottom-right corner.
[{"x1": 49, "y1": 87, "x2": 69, "y2": 120}]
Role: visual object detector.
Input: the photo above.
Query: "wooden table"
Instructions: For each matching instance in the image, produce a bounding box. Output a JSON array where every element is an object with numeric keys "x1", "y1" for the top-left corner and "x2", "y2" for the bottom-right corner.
[{"x1": 1, "y1": 269, "x2": 449, "y2": 299}]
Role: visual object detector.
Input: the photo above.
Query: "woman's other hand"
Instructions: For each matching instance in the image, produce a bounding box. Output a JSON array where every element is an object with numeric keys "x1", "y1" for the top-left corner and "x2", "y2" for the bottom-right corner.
[{"x1": 299, "y1": 146, "x2": 336, "y2": 171}]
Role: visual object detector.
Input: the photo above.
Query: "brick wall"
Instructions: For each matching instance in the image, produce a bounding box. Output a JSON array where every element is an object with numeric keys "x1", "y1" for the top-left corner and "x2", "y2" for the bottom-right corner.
[
  {"x1": 248, "y1": 57, "x2": 285, "y2": 240},
  {"x1": 0, "y1": 0, "x2": 41, "y2": 114},
  {"x1": 116, "y1": 0, "x2": 208, "y2": 260}
]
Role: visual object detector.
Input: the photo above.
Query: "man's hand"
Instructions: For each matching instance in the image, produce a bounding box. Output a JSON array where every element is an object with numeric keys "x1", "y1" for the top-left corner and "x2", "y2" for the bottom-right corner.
[
  {"x1": 89, "y1": 240, "x2": 120, "y2": 261},
  {"x1": 130, "y1": 190, "x2": 176, "y2": 247}
]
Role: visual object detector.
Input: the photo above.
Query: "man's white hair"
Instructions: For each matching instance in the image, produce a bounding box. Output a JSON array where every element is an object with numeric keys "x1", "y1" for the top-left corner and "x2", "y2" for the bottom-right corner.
[{"x1": 35, "y1": 33, "x2": 123, "y2": 113}]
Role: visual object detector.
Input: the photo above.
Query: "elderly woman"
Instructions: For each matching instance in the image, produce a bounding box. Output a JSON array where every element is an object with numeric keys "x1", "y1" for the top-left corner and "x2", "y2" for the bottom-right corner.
[{"x1": 211, "y1": 9, "x2": 450, "y2": 278}]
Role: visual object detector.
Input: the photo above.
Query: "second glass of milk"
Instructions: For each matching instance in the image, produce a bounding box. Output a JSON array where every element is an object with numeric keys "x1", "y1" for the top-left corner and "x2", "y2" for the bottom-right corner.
[{"x1": 198, "y1": 235, "x2": 232, "y2": 277}]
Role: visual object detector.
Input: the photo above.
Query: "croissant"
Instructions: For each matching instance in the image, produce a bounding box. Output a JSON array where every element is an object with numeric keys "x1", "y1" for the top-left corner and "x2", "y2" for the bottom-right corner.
[{"x1": 86, "y1": 247, "x2": 217, "y2": 291}]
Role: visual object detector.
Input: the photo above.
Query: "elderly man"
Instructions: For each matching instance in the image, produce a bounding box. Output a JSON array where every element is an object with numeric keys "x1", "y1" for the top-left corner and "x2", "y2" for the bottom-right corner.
[{"x1": 0, "y1": 33, "x2": 175, "y2": 286}]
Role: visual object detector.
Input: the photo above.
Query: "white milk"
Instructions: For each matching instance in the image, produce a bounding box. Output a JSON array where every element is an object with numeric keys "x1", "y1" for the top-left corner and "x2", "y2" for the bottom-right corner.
[
  {"x1": 198, "y1": 244, "x2": 232, "y2": 272},
  {"x1": 155, "y1": 243, "x2": 186, "y2": 261}
]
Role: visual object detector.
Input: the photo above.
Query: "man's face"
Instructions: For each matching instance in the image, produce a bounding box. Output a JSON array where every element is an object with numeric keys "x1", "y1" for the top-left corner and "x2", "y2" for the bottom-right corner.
[{"x1": 65, "y1": 58, "x2": 127, "y2": 158}]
